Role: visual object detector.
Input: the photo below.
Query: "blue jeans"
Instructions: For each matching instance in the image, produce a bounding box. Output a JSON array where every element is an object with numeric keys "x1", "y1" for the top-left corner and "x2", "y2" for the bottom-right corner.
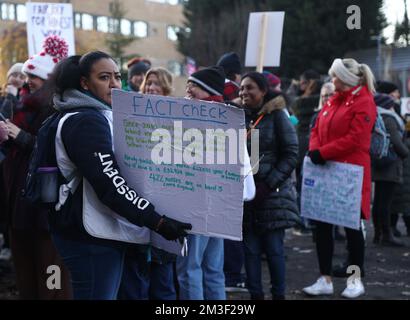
[
  {"x1": 52, "y1": 233, "x2": 125, "y2": 300},
  {"x1": 118, "y1": 247, "x2": 150, "y2": 300},
  {"x1": 176, "y1": 234, "x2": 225, "y2": 300},
  {"x1": 118, "y1": 246, "x2": 176, "y2": 300},
  {"x1": 243, "y1": 229, "x2": 285, "y2": 298}
]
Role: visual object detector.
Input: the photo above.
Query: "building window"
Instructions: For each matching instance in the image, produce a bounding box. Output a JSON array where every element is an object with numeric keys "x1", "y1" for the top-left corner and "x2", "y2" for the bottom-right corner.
[
  {"x1": 97, "y1": 16, "x2": 109, "y2": 33},
  {"x1": 81, "y1": 13, "x2": 94, "y2": 30},
  {"x1": 168, "y1": 61, "x2": 183, "y2": 76},
  {"x1": 1, "y1": 3, "x2": 15, "y2": 20},
  {"x1": 121, "y1": 19, "x2": 131, "y2": 36},
  {"x1": 75, "y1": 13, "x2": 81, "y2": 29},
  {"x1": 108, "y1": 18, "x2": 119, "y2": 33},
  {"x1": 16, "y1": 4, "x2": 26, "y2": 22},
  {"x1": 146, "y1": 0, "x2": 181, "y2": 5},
  {"x1": 134, "y1": 21, "x2": 148, "y2": 38},
  {"x1": 167, "y1": 25, "x2": 180, "y2": 41}
]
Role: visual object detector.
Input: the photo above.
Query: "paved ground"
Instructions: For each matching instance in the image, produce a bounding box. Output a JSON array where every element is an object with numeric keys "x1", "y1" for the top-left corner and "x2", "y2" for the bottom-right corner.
[
  {"x1": 227, "y1": 219, "x2": 410, "y2": 300},
  {"x1": 1, "y1": 220, "x2": 409, "y2": 300}
]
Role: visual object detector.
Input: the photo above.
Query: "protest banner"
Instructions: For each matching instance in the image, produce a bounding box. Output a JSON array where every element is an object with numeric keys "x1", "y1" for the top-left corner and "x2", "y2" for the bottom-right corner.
[
  {"x1": 301, "y1": 157, "x2": 363, "y2": 230},
  {"x1": 26, "y1": 2, "x2": 75, "y2": 57},
  {"x1": 111, "y1": 89, "x2": 246, "y2": 245},
  {"x1": 245, "y1": 11, "x2": 285, "y2": 71},
  {"x1": 401, "y1": 97, "x2": 410, "y2": 117}
]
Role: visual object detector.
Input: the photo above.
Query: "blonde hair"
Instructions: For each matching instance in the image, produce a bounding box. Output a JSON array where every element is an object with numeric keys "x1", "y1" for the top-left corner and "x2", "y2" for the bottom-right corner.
[
  {"x1": 140, "y1": 67, "x2": 173, "y2": 96},
  {"x1": 318, "y1": 82, "x2": 335, "y2": 110},
  {"x1": 341, "y1": 58, "x2": 376, "y2": 93}
]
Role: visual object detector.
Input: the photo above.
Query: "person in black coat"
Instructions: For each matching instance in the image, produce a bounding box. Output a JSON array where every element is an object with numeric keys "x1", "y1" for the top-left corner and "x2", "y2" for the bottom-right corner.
[
  {"x1": 239, "y1": 72, "x2": 300, "y2": 300},
  {"x1": 372, "y1": 93, "x2": 409, "y2": 246}
]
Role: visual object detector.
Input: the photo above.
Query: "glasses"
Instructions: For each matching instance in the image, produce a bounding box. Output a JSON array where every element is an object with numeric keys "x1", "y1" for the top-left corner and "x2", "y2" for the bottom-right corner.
[{"x1": 186, "y1": 82, "x2": 199, "y2": 90}]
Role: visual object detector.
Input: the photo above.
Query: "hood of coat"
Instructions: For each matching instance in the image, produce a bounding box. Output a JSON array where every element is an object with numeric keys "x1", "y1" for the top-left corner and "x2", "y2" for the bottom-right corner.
[
  {"x1": 257, "y1": 94, "x2": 286, "y2": 115},
  {"x1": 378, "y1": 106, "x2": 405, "y2": 132},
  {"x1": 53, "y1": 89, "x2": 111, "y2": 113}
]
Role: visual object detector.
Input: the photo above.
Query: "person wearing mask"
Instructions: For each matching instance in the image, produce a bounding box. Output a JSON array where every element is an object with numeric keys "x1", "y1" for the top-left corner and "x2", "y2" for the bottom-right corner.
[
  {"x1": 50, "y1": 52, "x2": 191, "y2": 300},
  {"x1": 0, "y1": 36, "x2": 72, "y2": 299},
  {"x1": 372, "y1": 93, "x2": 409, "y2": 247},
  {"x1": 0, "y1": 63, "x2": 28, "y2": 119},
  {"x1": 119, "y1": 67, "x2": 178, "y2": 300},
  {"x1": 176, "y1": 66, "x2": 229, "y2": 300},
  {"x1": 216, "y1": 52, "x2": 242, "y2": 101},
  {"x1": 376, "y1": 81, "x2": 401, "y2": 115},
  {"x1": 303, "y1": 58, "x2": 377, "y2": 299},
  {"x1": 239, "y1": 72, "x2": 300, "y2": 300},
  {"x1": 216, "y1": 52, "x2": 248, "y2": 293},
  {"x1": 127, "y1": 58, "x2": 151, "y2": 92}
]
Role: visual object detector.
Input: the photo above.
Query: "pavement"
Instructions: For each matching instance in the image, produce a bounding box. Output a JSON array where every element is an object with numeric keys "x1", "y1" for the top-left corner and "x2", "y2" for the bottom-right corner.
[
  {"x1": 227, "y1": 219, "x2": 410, "y2": 300},
  {"x1": 1, "y1": 220, "x2": 409, "y2": 300}
]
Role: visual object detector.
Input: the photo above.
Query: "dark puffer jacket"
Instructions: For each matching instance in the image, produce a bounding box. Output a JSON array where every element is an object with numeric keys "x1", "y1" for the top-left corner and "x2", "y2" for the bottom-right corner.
[
  {"x1": 244, "y1": 97, "x2": 301, "y2": 233},
  {"x1": 372, "y1": 110, "x2": 409, "y2": 183},
  {"x1": 390, "y1": 137, "x2": 410, "y2": 215}
]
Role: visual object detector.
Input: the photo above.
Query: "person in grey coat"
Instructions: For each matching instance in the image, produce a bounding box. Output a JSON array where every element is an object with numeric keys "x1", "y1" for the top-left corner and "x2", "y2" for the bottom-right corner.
[{"x1": 372, "y1": 93, "x2": 409, "y2": 246}]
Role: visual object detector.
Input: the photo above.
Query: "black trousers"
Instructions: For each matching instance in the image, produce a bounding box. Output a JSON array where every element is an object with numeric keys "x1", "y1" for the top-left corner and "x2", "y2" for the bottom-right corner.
[
  {"x1": 315, "y1": 221, "x2": 365, "y2": 276},
  {"x1": 372, "y1": 181, "x2": 398, "y2": 235}
]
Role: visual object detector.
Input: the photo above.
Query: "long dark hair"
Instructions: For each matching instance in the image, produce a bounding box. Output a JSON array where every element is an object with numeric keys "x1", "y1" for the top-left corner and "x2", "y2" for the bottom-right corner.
[{"x1": 50, "y1": 51, "x2": 114, "y2": 97}]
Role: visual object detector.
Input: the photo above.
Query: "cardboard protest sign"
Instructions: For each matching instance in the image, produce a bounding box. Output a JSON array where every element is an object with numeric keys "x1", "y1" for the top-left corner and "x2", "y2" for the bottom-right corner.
[
  {"x1": 301, "y1": 157, "x2": 363, "y2": 230},
  {"x1": 245, "y1": 11, "x2": 285, "y2": 70},
  {"x1": 401, "y1": 97, "x2": 410, "y2": 116},
  {"x1": 111, "y1": 89, "x2": 246, "y2": 244},
  {"x1": 26, "y1": 2, "x2": 75, "y2": 57}
]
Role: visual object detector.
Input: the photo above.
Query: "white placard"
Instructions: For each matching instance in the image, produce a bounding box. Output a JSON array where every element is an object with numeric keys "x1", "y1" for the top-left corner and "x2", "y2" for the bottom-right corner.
[
  {"x1": 245, "y1": 11, "x2": 285, "y2": 68},
  {"x1": 26, "y1": 2, "x2": 75, "y2": 57},
  {"x1": 301, "y1": 157, "x2": 363, "y2": 230},
  {"x1": 401, "y1": 97, "x2": 410, "y2": 116},
  {"x1": 112, "y1": 89, "x2": 246, "y2": 241}
]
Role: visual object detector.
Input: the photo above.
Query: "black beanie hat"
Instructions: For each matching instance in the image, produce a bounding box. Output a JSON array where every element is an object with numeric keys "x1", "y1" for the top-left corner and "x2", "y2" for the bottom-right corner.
[
  {"x1": 217, "y1": 52, "x2": 241, "y2": 75},
  {"x1": 188, "y1": 66, "x2": 226, "y2": 96},
  {"x1": 374, "y1": 93, "x2": 395, "y2": 109},
  {"x1": 376, "y1": 81, "x2": 399, "y2": 95},
  {"x1": 128, "y1": 61, "x2": 150, "y2": 78}
]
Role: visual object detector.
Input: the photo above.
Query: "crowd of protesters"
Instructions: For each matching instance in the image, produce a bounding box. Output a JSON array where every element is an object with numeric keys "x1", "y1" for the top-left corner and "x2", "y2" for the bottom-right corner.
[{"x1": 1, "y1": 34, "x2": 410, "y2": 300}]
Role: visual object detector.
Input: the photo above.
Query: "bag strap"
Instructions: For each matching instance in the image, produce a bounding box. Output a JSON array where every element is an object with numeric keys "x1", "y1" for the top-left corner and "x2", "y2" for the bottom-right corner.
[{"x1": 54, "y1": 112, "x2": 82, "y2": 211}]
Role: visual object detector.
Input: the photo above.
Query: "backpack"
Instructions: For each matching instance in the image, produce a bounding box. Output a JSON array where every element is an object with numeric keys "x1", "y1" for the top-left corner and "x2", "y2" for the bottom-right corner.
[
  {"x1": 370, "y1": 111, "x2": 390, "y2": 160},
  {"x1": 23, "y1": 112, "x2": 66, "y2": 207},
  {"x1": 370, "y1": 110, "x2": 398, "y2": 168}
]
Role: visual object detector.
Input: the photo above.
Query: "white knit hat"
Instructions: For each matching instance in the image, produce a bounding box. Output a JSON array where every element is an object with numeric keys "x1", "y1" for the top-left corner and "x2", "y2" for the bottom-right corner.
[
  {"x1": 6, "y1": 63, "x2": 24, "y2": 79},
  {"x1": 22, "y1": 35, "x2": 69, "y2": 80},
  {"x1": 328, "y1": 58, "x2": 360, "y2": 87}
]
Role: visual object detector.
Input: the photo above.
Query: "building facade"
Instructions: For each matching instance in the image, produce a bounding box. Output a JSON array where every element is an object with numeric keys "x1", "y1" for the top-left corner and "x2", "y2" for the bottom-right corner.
[{"x1": 0, "y1": 0, "x2": 188, "y2": 94}]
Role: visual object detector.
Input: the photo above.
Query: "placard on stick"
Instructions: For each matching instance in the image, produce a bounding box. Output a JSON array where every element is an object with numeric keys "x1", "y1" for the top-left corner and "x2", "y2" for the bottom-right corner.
[
  {"x1": 26, "y1": 2, "x2": 75, "y2": 57},
  {"x1": 245, "y1": 12, "x2": 285, "y2": 72}
]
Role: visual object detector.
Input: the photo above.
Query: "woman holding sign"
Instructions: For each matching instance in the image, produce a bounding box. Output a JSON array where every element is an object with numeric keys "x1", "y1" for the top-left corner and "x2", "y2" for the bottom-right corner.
[
  {"x1": 239, "y1": 72, "x2": 300, "y2": 300},
  {"x1": 303, "y1": 58, "x2": 377, "y2": 299},
  {"x1": 49, "y1": 52, "x2": 191, "y2": 300}
]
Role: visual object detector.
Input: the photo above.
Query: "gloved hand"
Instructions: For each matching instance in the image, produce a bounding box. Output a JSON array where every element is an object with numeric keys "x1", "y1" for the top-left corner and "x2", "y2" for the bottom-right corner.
[
  {"x1": 155, "y1": 215, "x2": 192, "y2": 241},
  {"x1": 308, "y1": 149, "x2": 326, "y2": 165},
  {"x1": 251, "y1": 181, "x2": 272, "y2": 207}
]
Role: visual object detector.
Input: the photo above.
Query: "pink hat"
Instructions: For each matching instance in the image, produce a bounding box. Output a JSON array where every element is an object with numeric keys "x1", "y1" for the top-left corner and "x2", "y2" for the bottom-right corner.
[{"x1": 22, "y1": 35, "x2": 69, "y2": 80}]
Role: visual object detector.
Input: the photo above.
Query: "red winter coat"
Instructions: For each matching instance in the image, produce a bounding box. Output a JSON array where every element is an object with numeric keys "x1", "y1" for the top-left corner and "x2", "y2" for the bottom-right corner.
[{"x1": 309, "y1": 85, "x2": 376, "y2": 220}]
